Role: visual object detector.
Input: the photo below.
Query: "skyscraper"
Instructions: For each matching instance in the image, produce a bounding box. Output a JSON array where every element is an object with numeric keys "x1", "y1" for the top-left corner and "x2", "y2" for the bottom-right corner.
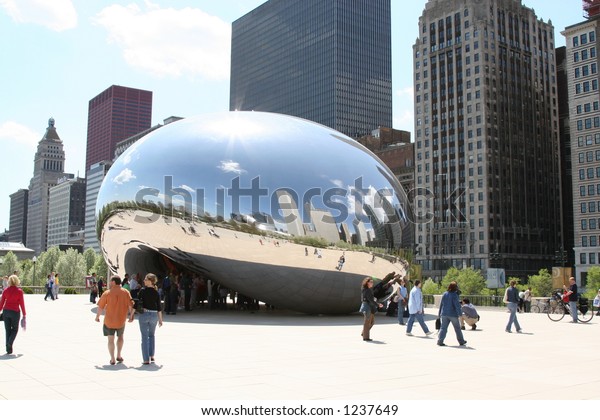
[
  {"x1": 26, "y1": 118, "x2": 66, "y2": 255},
  {"x1": 47, "y1": 176, "x2": 86, "y2": 249},
  {"x1": 561, "y1": 1, "x2": 600, "y2": 284},
  {"x1": 85, "y1": 85, "x2": 152, "y2": 173},
  {"x1": 8, "y1": 189, "x2": 28, "y2": 244},
  {"x1": 414, "y1": 0, "x2": 561, "y2": 280},
  {"x1": 230, "y1": 0, "x2": 392, "y2": 138}
]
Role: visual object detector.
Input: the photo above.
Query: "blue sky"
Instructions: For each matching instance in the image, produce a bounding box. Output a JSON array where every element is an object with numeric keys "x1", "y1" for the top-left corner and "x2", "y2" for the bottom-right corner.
[{"x1": 0, "y1": 0, "x2": 584, "y2": 233}]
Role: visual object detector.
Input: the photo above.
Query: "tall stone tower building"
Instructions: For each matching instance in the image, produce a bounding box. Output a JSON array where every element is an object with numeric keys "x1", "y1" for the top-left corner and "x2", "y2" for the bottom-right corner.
[
  {"x1": 230, "y1": 0, "x2": 392, "y2": 138},
  {"x1": 26, "y1": 118, "x2": 66, "y2": 255},
  {"x1": 413, "y1": 0, "x2": 561, "y2": 279}
]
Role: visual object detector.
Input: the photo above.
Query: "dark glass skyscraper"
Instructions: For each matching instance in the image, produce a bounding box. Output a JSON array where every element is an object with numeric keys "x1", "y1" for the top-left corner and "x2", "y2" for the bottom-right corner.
[{"x1": 230, "y1": 0, "x2": 392, "y2": 138}]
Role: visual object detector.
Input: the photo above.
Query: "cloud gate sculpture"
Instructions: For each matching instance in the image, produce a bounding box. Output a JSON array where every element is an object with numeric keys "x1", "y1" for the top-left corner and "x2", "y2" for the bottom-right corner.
[{"x1": 96, "y1": 111, "x2": 414, "y2": 314}]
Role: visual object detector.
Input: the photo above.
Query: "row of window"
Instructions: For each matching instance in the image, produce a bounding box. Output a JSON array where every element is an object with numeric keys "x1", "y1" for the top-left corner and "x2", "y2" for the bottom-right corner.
[
  {"x1": 574, "y1": 63, "x2": 598, "y2": 78},
  {"x1": 578, "y1": 167, "x2": 600, "y2": 181},
  {"x1": 572, "y1": 31, "x2": 596, "y2": 47},
  {"x1": 576, "y1": 115, "x2": 600, "y2": 131},
  {"x1": 576, "y1": 101, "x2": 600, "y2": 115},
  {"x1": 574, "y1": 79, "x2": 599, "y2": 94},
  {"x1": 580, "y1": 252, "x2": 598, "y2": 265},
  {"x1": 573, "y1": 47, "x2": 597, "y2": 62},
  {"x1": 581, "y1": 199, "x2": 600, "y2": 217},
  {"x1": 577, "y1": 133, "x2": 600, "y2": 147},
  {"x1": 579, "y1": 183, "x2": 600, "y2": 196},
  {"x1": 581, "y1": 218, "x2": 600, "y2": 230}
]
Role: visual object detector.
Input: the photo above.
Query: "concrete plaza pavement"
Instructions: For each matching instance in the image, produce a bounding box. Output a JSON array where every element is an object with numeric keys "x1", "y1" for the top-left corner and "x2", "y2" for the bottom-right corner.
[{"x1": 0, "y1": 294, "x2": 599, "y2": 400}]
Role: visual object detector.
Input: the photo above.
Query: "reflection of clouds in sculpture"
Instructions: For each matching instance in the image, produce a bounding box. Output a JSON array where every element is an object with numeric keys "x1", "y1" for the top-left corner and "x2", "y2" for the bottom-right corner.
[
  {"x1": 122, "y1": 141, "x2": 141, "y2": 165},
  {"x1": 218, "y1": 160, "x2": 246, "y2": 174},
  {"x1": 178, "y1": 184, "x2": 195, "y2": 193},
  {"x1": 112, "y1": 168, "x2": 136, "y2": 184}
]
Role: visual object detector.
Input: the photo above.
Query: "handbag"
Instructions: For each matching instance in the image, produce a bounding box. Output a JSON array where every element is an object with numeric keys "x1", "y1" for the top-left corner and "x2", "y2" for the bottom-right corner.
[
  {"x1": 435, "y1": 317, "x2": 441, "y2": 330},
  {"x1": 0, "y1": 312, "x2": 3, "y2": 321},
  {"x1": 133, "y1": 296, "x2": 145, "y2": 314}
]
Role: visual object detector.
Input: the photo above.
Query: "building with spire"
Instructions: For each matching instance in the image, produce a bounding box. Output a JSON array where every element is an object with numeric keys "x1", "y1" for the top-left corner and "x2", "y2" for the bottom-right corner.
[
  {"x1": 413, "y1": 0, "x2": 562, "y2": 280},
  {"x1": 25, "y1": 118, "x2": 66, "y2": 255}
]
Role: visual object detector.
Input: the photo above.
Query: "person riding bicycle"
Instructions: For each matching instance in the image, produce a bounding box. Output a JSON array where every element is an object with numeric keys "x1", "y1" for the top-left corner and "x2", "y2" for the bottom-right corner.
[{"x1": 563, "y1": 277, "x2": 578, "y2": 323}]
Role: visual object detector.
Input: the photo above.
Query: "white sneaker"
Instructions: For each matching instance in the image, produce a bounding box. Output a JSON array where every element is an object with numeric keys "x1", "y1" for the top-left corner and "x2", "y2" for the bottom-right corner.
[
  {"x1": 406, "y1": 332, "x2": 413, "y2": 336},
  {"x1": 425, "y1": 331, "x2": 433, "y2": 336}
]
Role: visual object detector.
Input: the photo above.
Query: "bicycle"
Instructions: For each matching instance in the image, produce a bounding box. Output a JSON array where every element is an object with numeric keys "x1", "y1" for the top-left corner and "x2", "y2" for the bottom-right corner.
[
  {"x1": 547, "y1": 291, "x2": 594, "y2": 323},
  {"x1": 530, "y1": 299, "x2": 550, "y2": 313}
]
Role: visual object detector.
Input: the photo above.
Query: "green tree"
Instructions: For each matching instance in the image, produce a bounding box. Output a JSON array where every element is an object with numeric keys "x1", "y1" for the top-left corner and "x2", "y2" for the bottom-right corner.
[
  {"x1": 422, "y1": 278, "x2": 441, "y2": 295},
  {"x1": 441, "y1": 266, "x2": 486, "y2": 295},
  {"x1": 83, "y1": 248, "x2": 97, "y2": 274},
  {"x1": 91, "y1": 254, "x2": 109, "y2": 279},
  {"x1": 583, "y1": 266, "x2": 600, "y2": 298},
  {"x1": 0, "y1": 251, "x2": 21, "y2": 277},
  {"x1": 38, "y1": 246, "x2": 61, "y2": 281},
  {"x1": 528, "y1": 268, "x2": 553, "y2": 297},
  {"x1": 55, "y1": 248, "x2": 87, "y2": 286}
]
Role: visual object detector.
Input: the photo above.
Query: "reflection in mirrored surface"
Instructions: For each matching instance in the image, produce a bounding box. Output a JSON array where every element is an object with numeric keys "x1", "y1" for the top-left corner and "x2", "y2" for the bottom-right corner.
[{"x1": 97, "y1": 111, "x2": 414, "y2": 314}]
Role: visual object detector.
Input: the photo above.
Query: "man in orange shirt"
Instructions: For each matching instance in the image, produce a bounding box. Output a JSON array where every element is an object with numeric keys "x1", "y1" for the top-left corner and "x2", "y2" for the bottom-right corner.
[{"x1": 95, "y1": 275, "x2": 133, "y2": 365}]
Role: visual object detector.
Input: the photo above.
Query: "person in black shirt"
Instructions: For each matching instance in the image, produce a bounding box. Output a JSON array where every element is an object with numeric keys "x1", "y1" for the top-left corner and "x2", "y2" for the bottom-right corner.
[
  {"x1": 564, "y1": 276, "x2": 578, "y2": 323},
  {"x1": 130, "y1": 273, "x2": 163, "y2": 364},
  {"x1": 360, "y1": 277, "x2": 383, "y2": 342}
]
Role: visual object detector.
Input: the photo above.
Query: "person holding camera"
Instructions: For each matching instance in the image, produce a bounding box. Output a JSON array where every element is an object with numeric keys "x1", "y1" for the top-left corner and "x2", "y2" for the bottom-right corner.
[{"x1": 359, "y1": 277, "x2": 383, "y2": 342}]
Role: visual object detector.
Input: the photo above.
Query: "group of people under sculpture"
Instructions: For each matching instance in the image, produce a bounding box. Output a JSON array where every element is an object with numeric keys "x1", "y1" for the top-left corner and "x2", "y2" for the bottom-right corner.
[{"x1": 361, "y1": 272, "x2": 513, "y2": 346}]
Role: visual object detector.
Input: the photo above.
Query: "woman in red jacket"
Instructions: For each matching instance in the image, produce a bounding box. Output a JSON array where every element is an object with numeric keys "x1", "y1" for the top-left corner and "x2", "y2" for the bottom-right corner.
[{"x1": 0, "y1": 275, "x2": 26, "y2": 354}]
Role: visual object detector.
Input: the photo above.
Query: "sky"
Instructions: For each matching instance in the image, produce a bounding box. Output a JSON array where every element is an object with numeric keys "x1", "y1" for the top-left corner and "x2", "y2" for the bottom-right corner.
[{"x1": 0, "y1": 0, "x2": 586, "y2": 233}]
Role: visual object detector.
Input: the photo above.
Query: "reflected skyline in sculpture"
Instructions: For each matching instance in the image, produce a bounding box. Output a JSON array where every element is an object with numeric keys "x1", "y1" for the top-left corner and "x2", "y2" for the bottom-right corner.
[{"x1": 96, "y1": 111, "x2": 414, "y2": 314}]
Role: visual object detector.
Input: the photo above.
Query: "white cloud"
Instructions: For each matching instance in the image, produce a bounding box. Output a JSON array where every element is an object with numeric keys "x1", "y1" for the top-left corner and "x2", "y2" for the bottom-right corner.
[
  {"x1": 0, "y1": 0, "x2": 77, "y2": 31},
  {"x1": 330, "y1": 179, "x2": 344, "y2": 189},
  {"x1": 93, "y1": 2, "x2": 230, "y2": 80},
  {"x1": 218, "y1": 160, "x2": 246, "y2": 174},
  {"x1": 178, "y1": 184, "x2": 195, "y2": 193},
  {"x1": 0, "y1": 121, "x2": 39, "y2": 148},
  {"x1": 112, "y1": 168, "x2": 136, "y2": 184}
]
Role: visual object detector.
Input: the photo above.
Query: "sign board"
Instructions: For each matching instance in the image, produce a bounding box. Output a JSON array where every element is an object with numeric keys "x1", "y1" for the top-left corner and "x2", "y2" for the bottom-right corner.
[
  {"x1": 486, "y1": 268, "x2": 506, "y2": 288},
  {"x1": 552, "y1": 267, "x2": 572, "y2": 289}
]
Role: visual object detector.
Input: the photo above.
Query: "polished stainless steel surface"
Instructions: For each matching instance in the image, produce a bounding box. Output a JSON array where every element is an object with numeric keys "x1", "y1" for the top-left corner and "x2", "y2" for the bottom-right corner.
[{"x1": 96, "y1": 111, "x2": 413, "y2": 314}]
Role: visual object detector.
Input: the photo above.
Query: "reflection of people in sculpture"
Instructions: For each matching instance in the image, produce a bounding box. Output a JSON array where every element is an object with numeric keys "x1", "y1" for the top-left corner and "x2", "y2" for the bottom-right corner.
[
  {"x1": 372, "y1": 272, "x2": 401, "y2": 300},
  {"x1": 336, "y1": 254, "x2": 345, "y2": 270},
  {"x1": 370, "y1": 254, "x2": 376, "y2": 263}
]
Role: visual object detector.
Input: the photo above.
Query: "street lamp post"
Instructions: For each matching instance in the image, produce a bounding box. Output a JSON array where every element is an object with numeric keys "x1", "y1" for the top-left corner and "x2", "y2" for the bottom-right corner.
[{"x1": 32, "y1": 256, "x2": 37, "y2": 288}]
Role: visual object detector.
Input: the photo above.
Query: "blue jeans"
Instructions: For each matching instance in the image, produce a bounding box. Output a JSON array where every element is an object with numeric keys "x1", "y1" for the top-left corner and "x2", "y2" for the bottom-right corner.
[
  {"x1": 506, "y1": 302, "x2": 521, "y2": 332},
  {"x1": 569, "y1": 301, "x2": 578, "y2": 322},
  {"x1": 138, "y1": 311, "x2": 158, "y2": 362},
  {"x1": 3, "y1": 309, "x2": 20, "y2": 352},
  {"x1": 437, "y1": 316, "x2": 466, "y2": 345},
  {"x1": 397, "y1": 302, "x2": 406, "y2": 324},
  {"x1": 406, "y1": 312, "x2": 429, "y2": 334}
]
